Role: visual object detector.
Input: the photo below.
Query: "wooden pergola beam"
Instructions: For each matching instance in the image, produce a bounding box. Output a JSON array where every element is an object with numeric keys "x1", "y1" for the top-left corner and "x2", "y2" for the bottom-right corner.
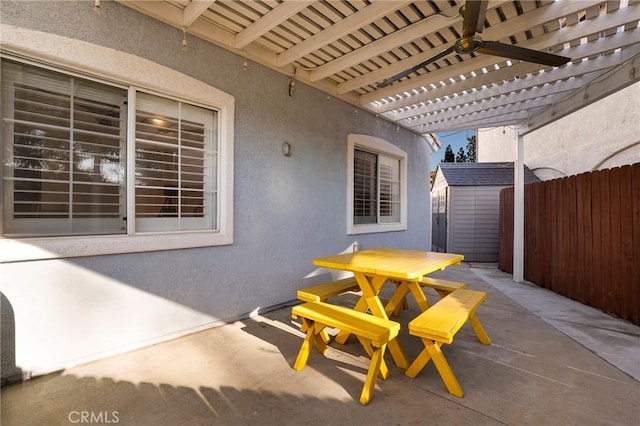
[{"x1": 183, "y1": 0, "x2": 216, "y2": 27}]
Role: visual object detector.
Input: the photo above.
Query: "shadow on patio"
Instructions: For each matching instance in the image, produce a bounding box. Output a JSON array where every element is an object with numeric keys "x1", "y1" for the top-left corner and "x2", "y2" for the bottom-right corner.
[{"x1": 2, "y1": 264, "x2": 638, "y2": 425}]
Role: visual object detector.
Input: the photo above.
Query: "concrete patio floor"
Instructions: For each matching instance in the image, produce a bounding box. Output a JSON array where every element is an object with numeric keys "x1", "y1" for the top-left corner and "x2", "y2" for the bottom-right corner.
[{"x1": 2, "y1": 264, "x2": 639, "y2": 425}]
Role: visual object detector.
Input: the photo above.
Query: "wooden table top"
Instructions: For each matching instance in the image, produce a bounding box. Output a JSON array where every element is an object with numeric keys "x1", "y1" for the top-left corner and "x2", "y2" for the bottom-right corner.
[{"x1": 313, "y1": 248, "x2": 464, "y2": 281}]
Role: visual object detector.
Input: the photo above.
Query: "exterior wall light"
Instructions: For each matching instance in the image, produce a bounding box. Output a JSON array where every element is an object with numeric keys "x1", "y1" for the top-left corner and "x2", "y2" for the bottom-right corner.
[{"x1": 282, "y1": 141, "x2": 292, "y2": 157}]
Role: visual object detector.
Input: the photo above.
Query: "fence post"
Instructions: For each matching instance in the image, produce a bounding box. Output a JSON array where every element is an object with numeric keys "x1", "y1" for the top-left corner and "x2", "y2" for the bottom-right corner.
[{"x1": 513, "y1": 133, "x2": 525, "y2": 282}]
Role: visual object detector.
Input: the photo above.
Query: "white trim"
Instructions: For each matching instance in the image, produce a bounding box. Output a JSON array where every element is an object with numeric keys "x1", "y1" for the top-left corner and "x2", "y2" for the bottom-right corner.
[
  {"x1": 0, "y1": 25, "x2": 235, "y2": 262},
  {"x1": 346, "y1": 134, "x2": 407, "y2": 235},
  {"x1": 513, "y1": 133, "x2": 525, "y2": 282},
  {"x1": 126, "y1": 87, "x2": 137, "y2": 235},
  {"x1": 0, "y1": 231, "x2": 234, "y2": 262}
]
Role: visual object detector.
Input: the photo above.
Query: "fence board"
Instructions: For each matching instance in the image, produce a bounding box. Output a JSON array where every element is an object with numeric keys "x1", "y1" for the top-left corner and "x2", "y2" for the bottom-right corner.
[
  {"x1": 561, "y1": 177, "x2": 572, "y2": 296},
  {"x1": 567, "y1": 177, "x2": 578, "y2": 299},
  {"x1": 552, "y1": 178, "x2": 563, "y2": 293},
  {"x1": 524, "y1": 183, "x2": 534, "y2": 280},
  {"x1": 525, "y1": 184, "x2": 545, "y2": 282},
  {"x1": 575, "y1": 173, "x2": 592, "y2": 304},
  {"x1": 591, "y1": 170, "x2": 604, "y2": 311},
  {"x1": 599, "y1": 169, "x2": 612, "y2": 314},
  {"x1": 537, "y1": 183, "x2": 547, "y2": 285},
  {"x1": 618, "y1": 165, "x2": 634, "y2": 322},
  {"x1": 498, "y1": 188, "x2": 513, "y2": 273},
  {"x1": 554, "y1": 178, "x2": 563, "y2": 294},
  {"x1": 632, "y1": 163, "x2": 640, "y2": 325},
  {"x1": 608, "y1": 167, "x2": 622, "y2": 315},
  {"x1": 498, "y1": 163, "x2": 639, "y2": 325},
  {"x1": 543, "y1": 181, "x2": 553, "y2": 289},
  {"x1": 523, "y1": 185, "x2": 530, "y2": 278}
]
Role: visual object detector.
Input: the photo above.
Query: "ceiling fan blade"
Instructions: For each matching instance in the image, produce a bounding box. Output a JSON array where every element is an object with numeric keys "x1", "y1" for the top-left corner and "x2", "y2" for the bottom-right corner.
[
  {"x1": 462, "y1": 0, "x2": 488, "y2": 37},
  {"x1": 478, "y1": 40, "x2": 571, "y2": 67},
  {"x1": 377, "y1": 46, "x2": 455, "y2": 88}
]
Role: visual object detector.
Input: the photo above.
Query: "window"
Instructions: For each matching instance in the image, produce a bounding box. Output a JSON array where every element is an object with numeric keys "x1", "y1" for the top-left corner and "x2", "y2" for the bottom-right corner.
[
  {"x1": 1, "y1": 61, "x2": 127, "y2": 236},
  {"x1": 347, "y1": 134, "x2": 407, "y2": 234},
  {"x1": 1, "y1": 55, "x2": 234, "y2": 260},
  {"x1": 134, "y1": 93, "x2": 217, "y2": 233}
]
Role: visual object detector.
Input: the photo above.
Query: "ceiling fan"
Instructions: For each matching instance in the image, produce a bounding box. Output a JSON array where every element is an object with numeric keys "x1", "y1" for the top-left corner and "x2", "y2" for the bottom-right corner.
[{"x1": 377, "y1": 0, "x2": 571, "y2": 88}]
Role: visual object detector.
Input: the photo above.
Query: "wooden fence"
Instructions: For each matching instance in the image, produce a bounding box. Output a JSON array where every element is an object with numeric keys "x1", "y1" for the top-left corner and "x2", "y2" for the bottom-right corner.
[{"x1": 498, "y1": 163, "x2": 640, "y2": 326}]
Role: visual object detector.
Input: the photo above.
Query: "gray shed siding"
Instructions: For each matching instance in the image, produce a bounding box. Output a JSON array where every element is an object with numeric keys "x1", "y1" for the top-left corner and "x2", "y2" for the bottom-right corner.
[
  {"x1": 431, "y1": 162, "x2": 538, "y2": 263},
  {"x1": 448, "y1": 186, "x2": 504, "y2": 262}
]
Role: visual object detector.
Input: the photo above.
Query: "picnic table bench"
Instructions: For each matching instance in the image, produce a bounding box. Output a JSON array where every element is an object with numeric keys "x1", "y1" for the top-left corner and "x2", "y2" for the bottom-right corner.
[
  {"x1": 291, "y1": 301, "x2": 399, "y2": 405},
  {"x1": 296, "y1": 277, "x2": 359, "y2": 303},
  {"x1": 405, "y1": 288, "x2": 491, "y2": 397},
  {"x1": 297, "y1": 277, "x2": 360, "y2": 342}
]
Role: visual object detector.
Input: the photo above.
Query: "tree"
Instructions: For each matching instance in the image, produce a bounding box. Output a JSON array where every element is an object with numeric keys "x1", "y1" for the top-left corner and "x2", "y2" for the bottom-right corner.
[
  {"x1": 442, "y1": 144, "x2": 455, "y2": 162},
  {"x1": 466, "y1": 135, "x2": 476, "y2": 162},
  {"x1": 455, "y1": 147, "x2": 467, "y2": 163}
]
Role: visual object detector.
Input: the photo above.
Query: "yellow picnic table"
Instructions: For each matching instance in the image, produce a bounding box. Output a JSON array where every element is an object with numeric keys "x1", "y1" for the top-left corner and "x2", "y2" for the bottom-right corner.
[{"x1": 313, "y1": 247, "x2": 464, "y2": 369}]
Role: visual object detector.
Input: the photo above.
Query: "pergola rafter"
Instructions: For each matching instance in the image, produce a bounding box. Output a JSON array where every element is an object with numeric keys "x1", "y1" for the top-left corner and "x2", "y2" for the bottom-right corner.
[{"x1": 115, "y1": 0, "x2": 640, "y2": 134}]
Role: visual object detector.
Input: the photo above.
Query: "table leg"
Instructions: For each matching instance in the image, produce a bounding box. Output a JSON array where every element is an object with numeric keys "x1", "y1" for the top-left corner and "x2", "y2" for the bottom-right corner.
[
  {"x1": 335, "y1": 273, "x2": 387, "y2": 343},
  {"x1": 385, "y1": 281, "x2": 410, "y2": 316},
  {"x1": 407, "y1": 281, "x2": 431, "y2": 312},
  {"x1": 386, "y1": 280, "x2": 432, "y2": 313},
  {"x1": 333, "y1": 273, "x2": 410, "y2": 369},
  {"x1": 355, "y1": 274, "x2": 388, "y2": 310},
  {"x1": 357, "y1": 273, "x2": 409, "y2": 369}
]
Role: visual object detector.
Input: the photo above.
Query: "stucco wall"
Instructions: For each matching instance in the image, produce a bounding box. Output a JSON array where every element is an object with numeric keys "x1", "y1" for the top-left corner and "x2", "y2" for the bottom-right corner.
[
  {"x1": 477, "y1": 81, "x2": 640, "y2": 180},
  {"x1": 523, "y1": 80, "x2": 640, "y2": 179},
  {"x1": 0, "y1": 1, "x2": 432, "y2": 378},
  {"x1": 477, "y1": 127, "x2": 517, "y2": 163}
]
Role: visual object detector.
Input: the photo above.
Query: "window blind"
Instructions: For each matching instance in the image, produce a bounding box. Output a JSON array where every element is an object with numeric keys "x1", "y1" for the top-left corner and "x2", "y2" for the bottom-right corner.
[
  {"x1": 353, "y1": 148, "x2": 377, "y2": 224},
  {"x1": 2, "y1": 59, "x2": 222, "y2": 238},
  {"x1": 2, "y1": 61, "x2": 126, "y2": 236},
  {"x1": 134, "y1": 92, "x2": 217, "y2": 232},
  {"x1": 378, "y1": 154, "x2": 401, "y2": 223}
]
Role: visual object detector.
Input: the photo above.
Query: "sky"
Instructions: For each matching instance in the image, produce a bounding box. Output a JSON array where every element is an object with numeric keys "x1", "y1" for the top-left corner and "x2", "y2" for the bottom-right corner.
[{"x1": 430, "y1": 129, "x2": 476, "y2": 171}]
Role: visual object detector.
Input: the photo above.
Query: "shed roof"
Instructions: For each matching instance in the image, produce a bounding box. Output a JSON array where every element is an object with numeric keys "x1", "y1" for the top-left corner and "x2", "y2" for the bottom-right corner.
[{"x1": 437, "y1": 162, "x2": 540, "y2": 186}]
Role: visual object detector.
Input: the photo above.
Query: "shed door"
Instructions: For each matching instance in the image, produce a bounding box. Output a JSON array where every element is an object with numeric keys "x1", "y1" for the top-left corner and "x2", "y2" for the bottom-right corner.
[{"x1": 431, "y1": 190, "x2": 447, "y2": 252}]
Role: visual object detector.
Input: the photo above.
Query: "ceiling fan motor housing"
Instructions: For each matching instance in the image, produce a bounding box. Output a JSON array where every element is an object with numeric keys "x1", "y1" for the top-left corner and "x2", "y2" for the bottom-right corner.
[{"x1": 455, "y1": 36, "x2": 483, "y2": 54}]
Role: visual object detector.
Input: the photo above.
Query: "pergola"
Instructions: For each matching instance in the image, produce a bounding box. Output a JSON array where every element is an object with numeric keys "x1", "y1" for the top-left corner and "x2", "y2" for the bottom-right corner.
[{"x1": 117, "y1": 0, "x2": 640, "y2": 278}]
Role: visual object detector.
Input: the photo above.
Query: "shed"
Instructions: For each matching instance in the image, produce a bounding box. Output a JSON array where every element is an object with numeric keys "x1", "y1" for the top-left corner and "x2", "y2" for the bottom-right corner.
[{"x1": 431, "y1": 162, "x2": 540, "y2": 262}]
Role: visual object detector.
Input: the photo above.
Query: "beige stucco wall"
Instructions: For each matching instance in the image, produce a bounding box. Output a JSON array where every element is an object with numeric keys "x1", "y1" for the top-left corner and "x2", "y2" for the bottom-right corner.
[
  {"x1": 477, "y1": 127, "x2": 517, "y2": 163},
  {"x1": 478, "y1": 81, "x2": 640, "y2": 180}
]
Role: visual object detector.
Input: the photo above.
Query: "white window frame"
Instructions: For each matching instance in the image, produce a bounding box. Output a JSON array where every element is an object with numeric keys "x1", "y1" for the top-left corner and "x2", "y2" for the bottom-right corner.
[
  {"x1": 0, "y1": 27, "x2": 234, "y2": 262},
  {"x1": 347, "y1": 134, "x2": 407, "y2": 235}
]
